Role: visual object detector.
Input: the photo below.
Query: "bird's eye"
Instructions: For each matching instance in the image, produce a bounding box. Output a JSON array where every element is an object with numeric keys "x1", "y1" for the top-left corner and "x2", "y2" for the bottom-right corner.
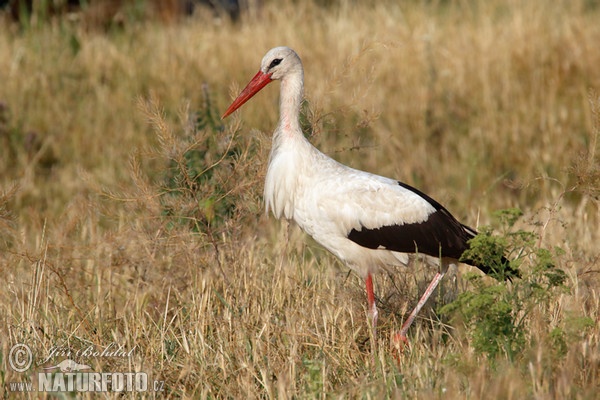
[{"x1": 268, "y1": 58, "x2": 283, "y2": 69}]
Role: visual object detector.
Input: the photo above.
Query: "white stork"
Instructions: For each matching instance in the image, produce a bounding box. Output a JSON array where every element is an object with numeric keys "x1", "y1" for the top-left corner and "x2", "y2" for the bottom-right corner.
[{"x1": 222, "y1": 46, "x2": 517, "y2": 346}]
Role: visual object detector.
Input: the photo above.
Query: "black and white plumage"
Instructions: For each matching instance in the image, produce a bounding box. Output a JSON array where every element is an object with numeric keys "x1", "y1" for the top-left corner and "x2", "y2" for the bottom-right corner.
[{"x1": 222, "y1": 46, "x2": 517, "y2": 345}]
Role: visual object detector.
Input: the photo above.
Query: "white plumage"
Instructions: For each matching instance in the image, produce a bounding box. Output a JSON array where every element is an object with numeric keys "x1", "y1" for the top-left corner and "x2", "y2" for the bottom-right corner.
[{"x1": 222, "y1": 46, "x2": 516, "y2": 346}]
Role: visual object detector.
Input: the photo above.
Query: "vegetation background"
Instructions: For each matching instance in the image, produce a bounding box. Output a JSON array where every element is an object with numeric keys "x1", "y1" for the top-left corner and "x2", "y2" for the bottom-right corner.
[{"x1": 0, "y1": 0, "x2": 598, "y2": 398}]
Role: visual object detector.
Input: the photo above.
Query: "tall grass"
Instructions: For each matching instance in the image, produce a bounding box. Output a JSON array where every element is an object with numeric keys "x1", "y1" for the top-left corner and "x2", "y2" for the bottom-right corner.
[{"x1": 1, "y1": 0, "x2": 598, "y2": 398}]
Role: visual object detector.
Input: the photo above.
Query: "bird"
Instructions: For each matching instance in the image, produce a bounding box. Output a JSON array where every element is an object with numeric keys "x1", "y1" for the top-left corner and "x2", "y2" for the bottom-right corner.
[
  {"x1": 222, "y1": 46, "x2": 518, "y2": 348},
  {"x1": 43, "y1": 359, "x2": 91, "y2": 373}
]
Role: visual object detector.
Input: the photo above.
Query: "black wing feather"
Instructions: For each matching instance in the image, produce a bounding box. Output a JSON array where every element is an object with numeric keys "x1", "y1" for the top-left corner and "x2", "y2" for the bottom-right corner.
[
  {"x1": 347, "y1": 181, "x2": 519, "y2": 280},
  {"x1": 347, "y1": 181, "x2": 475, "y2": 259}
]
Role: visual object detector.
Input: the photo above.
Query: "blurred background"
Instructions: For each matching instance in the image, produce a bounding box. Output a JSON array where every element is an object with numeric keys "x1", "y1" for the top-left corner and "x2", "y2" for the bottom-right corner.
[{"x1": 0, "y1": 0, "x2": 598, "y2": 398}]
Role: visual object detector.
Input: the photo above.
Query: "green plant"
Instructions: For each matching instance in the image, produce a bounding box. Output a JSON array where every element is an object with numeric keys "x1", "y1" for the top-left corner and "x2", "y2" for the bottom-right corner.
[
  {"x1": 160, "y1": 85, "x2": 249, "y2": 234},
  {"x1": 441, "y1": 209, "x2": 568, "y2": 361}
]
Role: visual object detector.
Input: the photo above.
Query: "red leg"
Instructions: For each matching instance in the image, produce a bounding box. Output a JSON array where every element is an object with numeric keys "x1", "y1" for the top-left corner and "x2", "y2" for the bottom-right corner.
[
  {"x1": 393, "y1": 271, "x2": 445, "y2": 349},
  {"x1": 365, "y1": 272, "x2": 378, "y2": 344}
]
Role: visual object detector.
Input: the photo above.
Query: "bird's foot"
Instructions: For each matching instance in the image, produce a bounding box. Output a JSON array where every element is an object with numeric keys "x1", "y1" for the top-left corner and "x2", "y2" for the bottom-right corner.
[{"x1": 391, "y1": 332, "x2": 409, "y2": 362}]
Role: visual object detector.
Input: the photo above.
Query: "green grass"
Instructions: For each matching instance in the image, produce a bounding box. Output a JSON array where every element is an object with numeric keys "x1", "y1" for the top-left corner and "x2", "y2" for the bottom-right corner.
[{"x1": 1, "y1": 0, "x2": 599, "y2": 398}]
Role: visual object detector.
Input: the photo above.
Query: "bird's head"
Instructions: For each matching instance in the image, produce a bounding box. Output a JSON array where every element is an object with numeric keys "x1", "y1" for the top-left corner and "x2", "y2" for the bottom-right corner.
[
  {"x1": 258, "y1": 46, "x2": 302, "y2": 80},
  {"x1": 222, "y1": 46, "x2": 303, "y2": 119}
]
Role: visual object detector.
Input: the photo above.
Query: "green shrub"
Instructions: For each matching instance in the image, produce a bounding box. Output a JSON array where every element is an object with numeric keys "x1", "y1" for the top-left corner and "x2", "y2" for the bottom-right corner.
[
  {"x1": 441, "y1": 209, "x2": 568, "y2": 361},
  {"x1": 159, "y1": 85, "x2": 255, "y2": 235}
]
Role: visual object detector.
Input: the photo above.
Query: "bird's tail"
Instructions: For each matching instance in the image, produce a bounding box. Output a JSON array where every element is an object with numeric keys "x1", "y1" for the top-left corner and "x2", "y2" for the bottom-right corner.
[{"x1": 465, "y1": 255, "x2": 521, "y2": 281}]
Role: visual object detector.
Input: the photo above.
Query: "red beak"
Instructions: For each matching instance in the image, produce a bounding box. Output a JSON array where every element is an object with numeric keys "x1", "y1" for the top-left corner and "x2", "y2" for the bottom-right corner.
[{"x1": 222, "y1": 71, "x2": 273, "y2": 119}]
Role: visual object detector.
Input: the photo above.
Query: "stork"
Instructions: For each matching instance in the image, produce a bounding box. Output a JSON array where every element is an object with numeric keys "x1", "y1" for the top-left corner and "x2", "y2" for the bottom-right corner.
[{"x1": 222, "y1": 46, "x2": 518, "y2": 348}]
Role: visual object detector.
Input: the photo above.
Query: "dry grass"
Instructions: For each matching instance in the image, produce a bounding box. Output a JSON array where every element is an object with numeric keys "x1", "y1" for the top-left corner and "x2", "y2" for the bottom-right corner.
[{"x1": 1, "y1": 0, "x2": 599, "y2": 398}]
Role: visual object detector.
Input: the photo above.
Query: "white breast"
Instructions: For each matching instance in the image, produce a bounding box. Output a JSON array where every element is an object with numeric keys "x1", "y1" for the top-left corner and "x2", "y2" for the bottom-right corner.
[{"x1": 264, "y1": 131, "x2": 314, "y2": 220}]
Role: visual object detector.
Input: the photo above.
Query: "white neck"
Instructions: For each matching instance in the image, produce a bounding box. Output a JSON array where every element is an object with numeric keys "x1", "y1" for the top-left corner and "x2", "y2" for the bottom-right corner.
[
  {"x1": 265, "y1": 68, "x2": 317, "y2": 219},
  {"x1": 277, "y1": 70, "x2": 304, "y2": 136}
]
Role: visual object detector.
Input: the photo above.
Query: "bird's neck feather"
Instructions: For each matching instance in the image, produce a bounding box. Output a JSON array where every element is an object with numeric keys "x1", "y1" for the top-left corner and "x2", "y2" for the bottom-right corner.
[{"x1": 277, "y1": 72, "x2": 304, "y2": 135}]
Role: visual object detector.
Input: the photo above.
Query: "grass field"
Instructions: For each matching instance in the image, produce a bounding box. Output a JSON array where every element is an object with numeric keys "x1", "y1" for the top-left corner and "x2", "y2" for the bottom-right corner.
[{"x1": 1, "y1": 0, "x2": 599, "y2": 398}]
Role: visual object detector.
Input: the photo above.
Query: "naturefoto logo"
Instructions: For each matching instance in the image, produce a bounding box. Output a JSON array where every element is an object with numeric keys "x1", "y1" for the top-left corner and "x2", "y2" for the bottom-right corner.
[{"x1": 7, "y1": 343, "x2": 165, "y2": 393}]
